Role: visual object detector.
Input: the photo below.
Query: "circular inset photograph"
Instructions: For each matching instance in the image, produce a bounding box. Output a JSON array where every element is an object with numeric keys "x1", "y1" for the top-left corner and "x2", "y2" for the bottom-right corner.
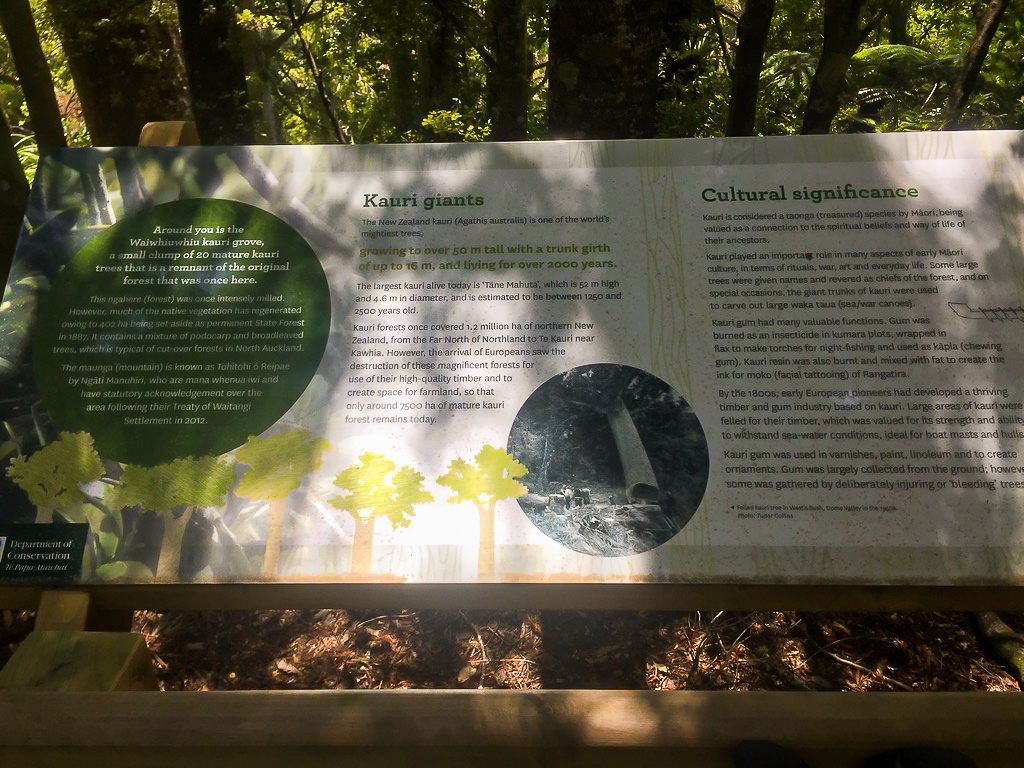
[{"x1": 507, "y1": 364, "x2": 709, "y2": 556}]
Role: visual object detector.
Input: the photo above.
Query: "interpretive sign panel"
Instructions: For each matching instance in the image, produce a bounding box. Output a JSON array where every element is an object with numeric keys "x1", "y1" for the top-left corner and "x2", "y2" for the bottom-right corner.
[{"x1": 1, "y1": 132, "x2": 1023, "y2": 586}]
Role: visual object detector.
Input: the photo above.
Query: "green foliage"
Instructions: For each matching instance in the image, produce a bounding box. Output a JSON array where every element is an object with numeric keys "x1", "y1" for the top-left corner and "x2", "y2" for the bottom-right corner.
[
  {"x1": 235, "y1": 428, "x2": 329, "y2": 501},
  {"x1": 6, "y1": 430, "x2": 103, "y2": 512},
  {"x1": 113, "y1": 455, "x2": 235, "y2": 512},
  {"x1": 1, "y1": 0, "x2": 1022, "y2": 146},
  {"x1": 656, "y1": 0, "x2": 1024, "y2": 136},
  {"x1": 419, "y1": 109, "x2": 490, "y2": 141},
  {"x1": 331, "y1": 452, "x2": 433, "y2": 527},
  {"x1": 437, "y1": 445, "x2": 527, "y2": 506},
  {"x1": 657, "y1": 17, "x2": 732, "y2": 137}
]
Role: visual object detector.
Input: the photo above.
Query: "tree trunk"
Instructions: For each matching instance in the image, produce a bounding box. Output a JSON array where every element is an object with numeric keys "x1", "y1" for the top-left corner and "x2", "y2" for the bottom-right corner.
[
  {"x1": 381, "y1": 0, "x2": 419, "y2": 139},
  {"x1": 884, "y1": 0, "x2": 911, "y2": 45},
  {"x1": 45, "y1": 0, "x2": 192, "y2": 146},
  {"x1": 800, "y1": 0, "x2": 871, "y2": 135},
  {"x1": 548, "y1": 0, "x2": 675, "y2": 139},
  {"x1": 486, "y1": 0, "x2": 529, "y2": 140},
  {"x1": 261, "y1": 499, "x2": 290, "y2": 579},
  {"x1": 725, "y1": 0, "x2": 777, "y2": 136},
  {"x1": 974, "y1": 611, "x2": 1024, "y2": 686},
  {"x1": 943, "y1": 0, "x2": 1010, "y2": 127},
  {"x1": 350, "y1": 518, "x2": 375, "y2": 575},
  {"x1": 607, "y1": 396, "x2": 660, "y2": 503},
  {"x1": 0, "y1": 0, "x2": 66, "y2": 149},
  {"x1": 176, "y1": 0, "x2": 253, "y2": 144},
  {"x1": 419, "y1": 6, "x2": 461, "y2": 138},
  {"x1": 156, "y1": 508, "x2": 193, "y2": 581},
  {"x1": 236, "y1": 0, "x2": 281, "y2": 143},
  {"x1": 477, "y1": 502, "x2": 495, "y2": 581},
  {"x1": 0, "y1": 107, "x2": 29, "y2": 284}
]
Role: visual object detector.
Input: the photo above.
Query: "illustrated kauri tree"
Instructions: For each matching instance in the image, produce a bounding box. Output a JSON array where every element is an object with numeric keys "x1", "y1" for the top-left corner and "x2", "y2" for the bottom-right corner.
[
  {"x1": 234, "y1": 428, "x2": 330, "y2": 579},
  {"x1": 7, "y1": 431, "x2": 105, "y2": 524},
  {"x1": 437, "y1": 445, "x2": 527, "y2": 580},
  {"x1": 331, "y1": 453, "x2": 433, "y2": 575},
  {"x1": 7, "y1": 431, "x2": 150, "y2": 582},
  {"x1": 113, "y1": 455, "x2": 235, "y2": 581}
]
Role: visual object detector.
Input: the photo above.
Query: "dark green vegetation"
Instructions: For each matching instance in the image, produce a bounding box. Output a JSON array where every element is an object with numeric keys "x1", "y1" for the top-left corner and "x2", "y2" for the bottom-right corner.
[
  {"x1": 0, "y1": 0, "x2": 1016, "y2": 284},
  {"x1": 0, "y1": 1, "x2": 1021, "y2": 157}
]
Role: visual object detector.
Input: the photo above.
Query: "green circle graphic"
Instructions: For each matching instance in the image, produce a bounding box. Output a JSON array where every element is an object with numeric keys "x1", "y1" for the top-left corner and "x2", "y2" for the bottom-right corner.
[{"x1": 33, "y1": 199, "x2": 331, "y2": 466}]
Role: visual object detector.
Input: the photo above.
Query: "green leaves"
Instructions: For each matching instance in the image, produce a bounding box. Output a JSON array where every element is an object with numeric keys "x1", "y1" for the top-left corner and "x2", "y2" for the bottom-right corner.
[
  {"x1": 113, "y1": 455, "x2": 235, "y2": 513},
  {"x1": 437, "y1": 445, "x2": 527, "y2": 505},
  {"x1": 7, "y1": 431, "x2": 103, "y2": 513},
  {"x1": 331, "y1": 452, "x2": 433, "y2": 528},
  {"x1": 235, "y1": 429, "x2": 330, "y2": 501}
]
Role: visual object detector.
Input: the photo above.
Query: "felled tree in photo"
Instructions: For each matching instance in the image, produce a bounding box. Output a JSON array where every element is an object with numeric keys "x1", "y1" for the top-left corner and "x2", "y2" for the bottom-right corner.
[
  {"x1": 331, "y1": 453, "x2": 432, "y2": 575},
  {"x1": 235, "y1": 428, "x2": 330, "y2": 579},
  {"x1": 437, "y1": 445, "x2": 527, "y2": 581}
]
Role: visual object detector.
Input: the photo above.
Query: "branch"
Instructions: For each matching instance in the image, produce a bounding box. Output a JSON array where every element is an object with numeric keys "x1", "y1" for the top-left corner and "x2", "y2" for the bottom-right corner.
[
  {"x1": 428, "y1": 0, "x2": 497, "y2": 70},
  {"x1": 284, "y1": 0, "x2": 349, "y2": 143},
  {"x1": 815, "y1": 645, "x2": 915, "y2": 691},
  {"x1": 942, "y1": 0, "x2": 1010, "y2": 125},
  {"x1": 712, "y1": 4, "x2": 734, "y2": 77}
]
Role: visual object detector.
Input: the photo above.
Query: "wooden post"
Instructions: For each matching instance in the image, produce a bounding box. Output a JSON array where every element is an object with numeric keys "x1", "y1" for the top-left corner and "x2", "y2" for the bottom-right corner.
[
  {"x1": 138, "y1": 120, "x2": 200, "y2": 147},
  {"x1": 0, "y1": 590, "x2": 155, "y2": 691}
]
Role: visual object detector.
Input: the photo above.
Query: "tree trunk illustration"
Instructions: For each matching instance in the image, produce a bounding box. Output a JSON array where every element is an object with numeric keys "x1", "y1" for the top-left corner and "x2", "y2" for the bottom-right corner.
[
  {"x1": 477, "y1": 502, "x2": 495, "y2": 581},
  {"x1": 350, "y1": 518, "x2": 375, "y2": 575},
  {"x1": 261, "y1": 499, "x2": 288, "y2": 579},
  {"x1": 34, "y1": 507, "x2": 55, "y2": 525},
  {"x1": 156, "y1": 508, "x2": 193, "y2": 581}
]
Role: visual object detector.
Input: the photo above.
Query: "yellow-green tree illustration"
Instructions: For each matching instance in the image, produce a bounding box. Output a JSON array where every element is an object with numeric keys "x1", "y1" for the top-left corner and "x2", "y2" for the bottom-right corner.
[
  {"x1": 437, "y1": 445, "x2": 527, "y2": 581},
  {"x1": 234, "y1": 428, "x2": 329, "y2": 579},
  {"x1": 7, "y1": 431, "x2": 104, "y2": 524},
  {"x1": 331, "y1": 453, "x2": 432, "y2": 575},
  {"x1": 113, "y1": 455, "x2": 235, "y2": 581}
]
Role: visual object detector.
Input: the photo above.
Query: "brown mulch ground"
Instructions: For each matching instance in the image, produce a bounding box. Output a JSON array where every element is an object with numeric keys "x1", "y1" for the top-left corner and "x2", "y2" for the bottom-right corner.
[{"x1": 3, "y1": 608, "x2": 1018, "y2": 693}]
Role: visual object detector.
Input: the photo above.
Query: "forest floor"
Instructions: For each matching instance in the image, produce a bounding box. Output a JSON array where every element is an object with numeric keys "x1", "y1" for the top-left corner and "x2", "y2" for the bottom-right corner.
[{"x1": 2, "y1": 608, "x2": 1021, "y2": 693}]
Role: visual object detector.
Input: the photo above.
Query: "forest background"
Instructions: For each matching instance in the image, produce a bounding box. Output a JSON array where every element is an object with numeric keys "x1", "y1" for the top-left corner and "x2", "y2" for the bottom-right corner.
[
  {"x1": 0, "y1": 0, "x2": 1020, "y2": 270},
  {"x1": 1, "y1": 0, "x2": 1024, "y2": 693}
]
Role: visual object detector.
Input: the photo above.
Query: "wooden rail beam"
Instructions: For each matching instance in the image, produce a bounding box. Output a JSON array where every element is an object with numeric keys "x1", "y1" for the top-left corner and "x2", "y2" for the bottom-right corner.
[{"x1": 0, "y1": 690, "x2": 1021, "y2": 767}]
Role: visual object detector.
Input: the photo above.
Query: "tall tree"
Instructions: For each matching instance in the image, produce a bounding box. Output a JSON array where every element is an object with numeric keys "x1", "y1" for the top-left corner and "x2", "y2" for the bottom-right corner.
[
  {"x1": 883, "y1": 0, "x2": 912, "y2": 45},
  {"x1": 725, "y1": 0, "x2": 777, "y2": 136},
  {"x1": 45, "y1": 0, "x2": 193, "y2": 146},
  {"x1": 943, "y1": 0, "x2": 1011, "y2": 126},
  {"x1": 0, "y1": 107, "x2": 28, "y2": 281},
  {"x1": 234, "y1": 429, "x2": 329, "y2": 579},
  {"x1": 425, "y1": 0, "x2": 531, "y2": 139},
  {"x1": 0, "y1": 0, "x2": 66, "y2": 149},
  {"x1": 331, "y1": 453, "x2": 433, "y2": 576},
  {"x1": 800, "y1": 0, "x2": 880, "y2": 134},
  {"x1": 486, "y1": 0, "x2": 529, "y2": 139},
  {"x1": 420, "y1": 4, "x2": 462, "y2": 117},
  {"x1": 437, "y1": 445, "x2": 527, "y2": 581},
  {"x1": 113, "y1": 455, "x2": 235, "y2": 581},
  {"x1": 367, "y1": 0, "x2": 425, "y2": 139},
  {"x1": 548, "y1": 0, "x2": 681, "y2": 138},
  {"x1": 176, "y1": 0, "x2": 254, "y2": 144}
]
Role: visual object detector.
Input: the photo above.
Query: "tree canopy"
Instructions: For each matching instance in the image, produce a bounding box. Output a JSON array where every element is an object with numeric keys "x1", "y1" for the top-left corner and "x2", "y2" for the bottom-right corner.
[{"x1": 0, "y1": 0, "x2": 1019, "y2": 165}]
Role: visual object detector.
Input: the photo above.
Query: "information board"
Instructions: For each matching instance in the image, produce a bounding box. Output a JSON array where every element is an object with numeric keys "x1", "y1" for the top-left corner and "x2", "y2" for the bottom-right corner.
[{"x1": 1, "y1": 132, "x2": 1023, "y2": 586}]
